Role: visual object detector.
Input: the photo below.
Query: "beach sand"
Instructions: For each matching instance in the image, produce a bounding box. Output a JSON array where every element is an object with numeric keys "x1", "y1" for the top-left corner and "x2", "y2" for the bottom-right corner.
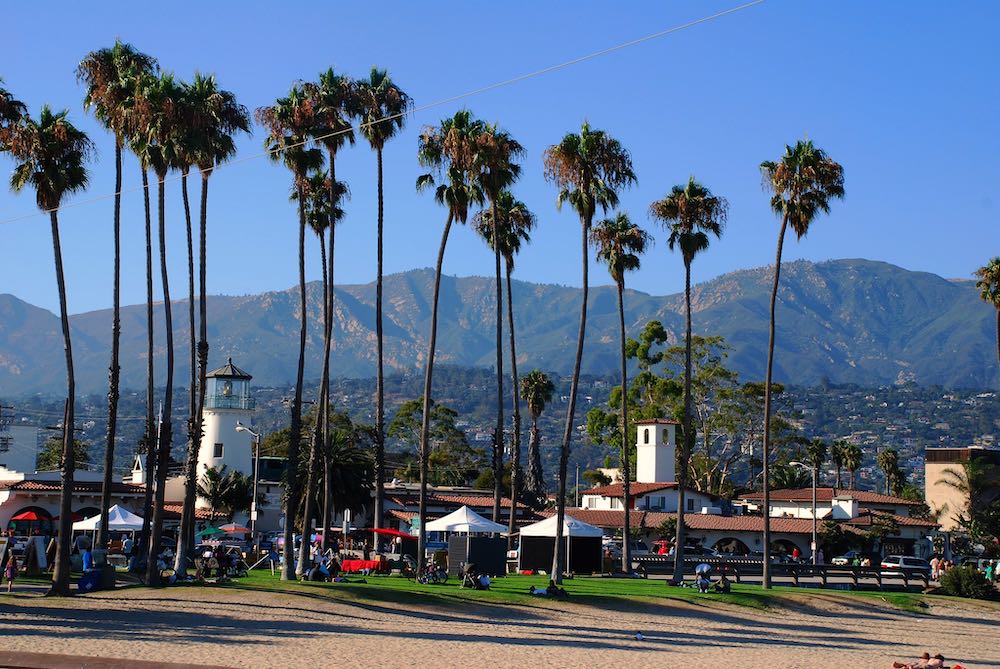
[{"x1": 0, "y1": 585, "x2": 994, "y2": 669}]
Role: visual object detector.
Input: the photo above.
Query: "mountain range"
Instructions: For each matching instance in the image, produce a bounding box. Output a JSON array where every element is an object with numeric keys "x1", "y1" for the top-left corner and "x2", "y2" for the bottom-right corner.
[{"x1": 1, "y1": 258, "x2": 996, "y2": 396}]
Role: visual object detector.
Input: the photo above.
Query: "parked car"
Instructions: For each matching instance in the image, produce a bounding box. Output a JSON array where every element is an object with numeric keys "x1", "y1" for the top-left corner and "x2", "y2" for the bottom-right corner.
[
  {"x1": 603, "y1": 541, "x2": 651, "y2": 559},
  {"x1": 831, "y1": 550, "x2": 864, "y2": 566},
  {"x1": 880, "y1": 555, "x2": 931, "y2": 576}
]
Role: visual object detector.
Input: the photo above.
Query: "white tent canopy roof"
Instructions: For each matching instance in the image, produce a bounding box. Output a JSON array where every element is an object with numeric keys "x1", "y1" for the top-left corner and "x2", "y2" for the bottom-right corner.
[
  {"x1": 519, "y1": 513, "x2": 603, "y2": 537},
  {"x1": 73, "y1": 504, "x2": 144, "y2": 531},
  {"x1": 424, "y1": 505, "x2": 507, "y2": 533}
]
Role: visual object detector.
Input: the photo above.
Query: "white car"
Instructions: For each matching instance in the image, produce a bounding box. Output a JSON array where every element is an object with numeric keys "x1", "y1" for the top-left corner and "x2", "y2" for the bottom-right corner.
[{"x1": 880, "y1": 555, "x2": 930, "y2": 576}]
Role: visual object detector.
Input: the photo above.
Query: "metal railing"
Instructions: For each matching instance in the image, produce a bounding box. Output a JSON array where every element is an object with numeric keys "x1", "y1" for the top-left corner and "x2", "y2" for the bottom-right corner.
[{"x1": 204, "y1": 395, "x2": 255, "y2": 410}]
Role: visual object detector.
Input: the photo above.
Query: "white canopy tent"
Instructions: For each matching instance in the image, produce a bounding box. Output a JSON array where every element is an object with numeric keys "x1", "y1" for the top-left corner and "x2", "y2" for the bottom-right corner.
[
  {"x1": 73, "y1": 505, "x2": 144, "y2": 532},
  {"x1": 425, "y1": 506, "x2": 507, "y2": 534},
  {"x1": 518, "y1": 513, "x2": 603, "y2": 537}
]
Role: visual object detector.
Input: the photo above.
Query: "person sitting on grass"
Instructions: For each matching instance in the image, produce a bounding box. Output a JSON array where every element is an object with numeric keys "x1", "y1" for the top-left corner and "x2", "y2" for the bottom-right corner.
[
  {"x1": 697, "y1": 575, "x2": 711, "y2": 593},
  {"x1": 713, "y1": 573, "x2": 731, "y2": 594},
  {"x1": 477, "y1": 573, "x2": 491, "y2": 590}
]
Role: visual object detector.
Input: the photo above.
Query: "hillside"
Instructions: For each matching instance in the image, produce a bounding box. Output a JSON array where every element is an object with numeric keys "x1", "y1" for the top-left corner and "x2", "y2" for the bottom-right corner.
[{"x1": 0, "y1": 258, "x2": 995, "y2": 396}]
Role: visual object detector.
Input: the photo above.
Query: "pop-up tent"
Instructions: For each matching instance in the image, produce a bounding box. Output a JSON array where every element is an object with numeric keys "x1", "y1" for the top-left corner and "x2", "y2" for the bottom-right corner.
[
  {"x1": 73, "y1": 505, "x2": 144, "y2": 532},
  {"x1": 425, "y1": 506, "x2": 507, "y2": 534},
  {"x1": 426, "y1": 506, "x2": 508, "y2": 577},
  {"x1": 518, "y1": 514, "x2": 603, "y2": 575}
]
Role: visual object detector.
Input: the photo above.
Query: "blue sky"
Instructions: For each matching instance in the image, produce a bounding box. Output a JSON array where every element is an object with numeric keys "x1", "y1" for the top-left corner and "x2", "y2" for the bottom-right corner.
[{"x1": 1, "y1": 1, "x2": 997, "y2": 314}]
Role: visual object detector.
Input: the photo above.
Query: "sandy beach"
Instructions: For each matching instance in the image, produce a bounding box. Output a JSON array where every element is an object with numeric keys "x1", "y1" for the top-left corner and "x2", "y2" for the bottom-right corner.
[{"x1": 0, "y1": 584, "x2": 995, "y2": 669}]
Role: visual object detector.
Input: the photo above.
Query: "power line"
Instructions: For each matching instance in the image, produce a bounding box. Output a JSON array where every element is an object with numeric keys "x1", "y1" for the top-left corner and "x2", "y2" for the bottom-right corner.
[{"x1": 0, "y1": 0, "x2": 765, "y2": 227}]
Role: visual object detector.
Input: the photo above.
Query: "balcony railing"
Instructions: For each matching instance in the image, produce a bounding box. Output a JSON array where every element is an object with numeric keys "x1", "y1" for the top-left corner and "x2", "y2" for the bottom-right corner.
[{"x1": 205, "y1": 394, "x2": 255, "y2": 410}]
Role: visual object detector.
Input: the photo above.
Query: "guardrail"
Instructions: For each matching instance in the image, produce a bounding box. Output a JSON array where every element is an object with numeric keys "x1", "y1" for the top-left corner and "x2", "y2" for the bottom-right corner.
[{"x1": 631, "y1": 555, "x2": 930, "y2": 590}]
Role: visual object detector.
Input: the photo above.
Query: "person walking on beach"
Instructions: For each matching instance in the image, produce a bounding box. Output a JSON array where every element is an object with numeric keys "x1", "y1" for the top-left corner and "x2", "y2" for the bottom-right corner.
[{"x1": 4, "y1": 552, "x2": 17, "y2": 592}]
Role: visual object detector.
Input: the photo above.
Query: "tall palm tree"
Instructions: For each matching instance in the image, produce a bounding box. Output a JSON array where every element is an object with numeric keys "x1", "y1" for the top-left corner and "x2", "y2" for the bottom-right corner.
[
  {"x1": 307, "y1": 68, "x2": 355, "y2": 550},
  {"x1": 0, "y1": 78, "x2": 26, "y2": 152},
  {"x1": 475, "y1": 192, "x2": 535, "y2": 542},
  {"x1": 831, "y1": 440, "x2": 847, "y2": 491},
  {"x1": 77, "y1": 41, "x2": 158, "y2": 551},
  {"x1": 256, "y1": 86, "x2": 324, "y2": 580},
  {"x1": 805, "y1": 438, "x2": 827, "y2": 484},
  {"x1": 474, "y1": 124, "x2": 523, "y2": 523},
  {"x1": 354, "y1": 67, "x2": 410, "y2": 532},
  {"x1": 975, "y1": 258, "x2": 1000, "y2": 369},
  {"x1": 8, "y1": 106, "x2": 93, "y2": 595},
  {"x1": 521, "y1": 370, "x2": 555, "y2": 504},
  {"x1": 138, "y1": 73, "x2": 185, "y2": 585},
  {"x1": 937, "y1": 458, "x2": 1000, "y2": 532},
  {"x1": 876, "y1": 447, "x2": 901, "y2": 496},
  {"x1": 415, "y1": 110, "x2": 484, "y2": 570},
  {"x1": 759, "y1": 140, "x2": 844, "y2": 588},
  {"x1": 173, "y1": 73, "x2": 250, "y2": 573},
  {"x1": 649, "y1": 177, "x2": 726, "y2": 584},
  {"x1": 844, "y1": 443, "x2": 863, "y2": 490},
  {"x1": 590, "y1": 212, "x2": 650, "y2": 573},
  {"x1": 542, "y1": 122, "x2": 635, "y2": 583}
]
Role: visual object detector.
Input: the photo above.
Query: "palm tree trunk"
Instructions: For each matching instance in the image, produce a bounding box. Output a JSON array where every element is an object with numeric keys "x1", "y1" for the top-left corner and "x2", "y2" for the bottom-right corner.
[
  {"x1": 98, "y1": 138, "x2": 123, "y2": 550},
  {"x1": 995, "y1": 307, "x2": 999, "y2": 366},
  {"x1": 281, "y1": 194, "x2": 308, "y2": 581},
  {"x1": 139, "y1": 166, "x2": 156, "y2": 563},
  {"x1": 528, "y1": 414, "x2": 543, "y2": 503},
  {"x1": 193, "y1": 173, "x2": 211, "y2": 550},
  {"x1": 320, "y1": 161, "x2": 336, "y2": 551},
  {"x1": 762, "y1": 213, "x2": 790, "y2": 589},
  {"x1": 175, "y1": 169, "x2": 197, "y2": 575},
  {"x1": 47, "y1": 211, "x2": 76, "y2": 597},
  {"x1": 374, "y1": 147, "x2": 386, "y2": 533},
  {"x1": 505, "y1": 261, "x2": 522, "y2": 548},
  {"x1": 147, "y1": 174, "x2": 174, "y2": 586},
  {"x1": 552, "y1": 213, "x2": 590, "y2": 584},
  {"x1": 418, "y1": 212, "x2": 454, "y2": 572},
  {"x1": 492, "y1": 202, "x2": 504, "y2": 525},
  {"x1": 673, "y1": 260, "x2": 694, "y2": 584},
  {"x1": 617, "y1": 278, "x2": 631, "y2": 574}
]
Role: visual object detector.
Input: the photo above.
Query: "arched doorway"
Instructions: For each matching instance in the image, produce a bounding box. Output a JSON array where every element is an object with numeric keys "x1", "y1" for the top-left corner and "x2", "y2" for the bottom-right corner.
[
  {"x1": 771, "y1": 538, "x2": 802, "y2": 557},
  {"x1": 76, "y1": 506, "x2": 101, "y2": 521},
  {"x1": 713, "y1": 537, "x2": 751, "y2": 555}
]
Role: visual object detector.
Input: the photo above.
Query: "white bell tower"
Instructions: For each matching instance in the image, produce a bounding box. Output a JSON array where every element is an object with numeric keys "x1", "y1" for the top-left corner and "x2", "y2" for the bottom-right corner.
[
  {"x1": 635, "y1": 419, "x2": 678, "y2": 484},
  {"x1": 197, "y1": 358, "x2": 254, "y2": 498}
]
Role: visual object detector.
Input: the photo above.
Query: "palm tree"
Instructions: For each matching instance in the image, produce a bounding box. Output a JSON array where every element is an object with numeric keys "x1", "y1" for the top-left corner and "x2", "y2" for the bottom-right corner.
[
  {"x1": 173, "y1": 73, "x2": 250, "y2": 573},
  {"x1": 474, "y1": 124, "x2": 523, "y2": 523},
  {"x1": 542, "y1": 122, "x2": 635, "y2": 583},
  {"x1": 521, "y1": 370, "x2": 554, "y2": 505},
  {"x1": 590, "y1": 212, "x2": 650, "y2": 572},
  {"x1": 975, "y1": 258, "x2": 1000, "y2": 369},
  {"x1": 0, "y1": 78, "x2": 26, "y2": 151},
  {"x1": 770, "y1": 464, "x2": 811, "y2": 490},
  {"x1": 354, "y1": 67, "x2": 410, "y2": 533},
  {"x1": 831, "y1": 440, "x2": 847, "y2": 491},
  {"x1": 197, "y1": 465, "x2": 232, "y2": 523},
  {"x1": 844, "y1": 443, "x2": 863, "y2": 490},
  {"x1": 475, "y1": 191, "x2": 535, "y2": 542},
  {"x1": 415, "y1": 110, "x2": 484, "y2": 570},
  {"x1": 77, "y1": 42, "x2": 158, "y2": 551},
  {"x1": 306, "y1": 68, "x2": 355, "y2": 550},
  {"x1": 876, "y1": 448, "x2": 901, "y2": 496},
  {"x1": 256, "y1": 86, "x2": 324, "y2": 580},
  {"x1": 759, "y1": 140, "x2": 844, "y2": 588},
  {"x1": 936, "y1": 458, "x2": 1000, "y2": 533},
  {"x1": 649, "y1": 177, "x2": 726, "y2": 584},
  {"x1": 8, "y1": 105, "x2": 93, "y2": 595},
  {"x1": 806, "y1": 438, "x2": 827, "y2": 485}
]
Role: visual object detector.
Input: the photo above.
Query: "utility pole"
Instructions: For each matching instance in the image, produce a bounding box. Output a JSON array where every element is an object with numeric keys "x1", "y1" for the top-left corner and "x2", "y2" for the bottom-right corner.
[{"x1": 575, "y1": 464, "x2": 580, "y2": 507}]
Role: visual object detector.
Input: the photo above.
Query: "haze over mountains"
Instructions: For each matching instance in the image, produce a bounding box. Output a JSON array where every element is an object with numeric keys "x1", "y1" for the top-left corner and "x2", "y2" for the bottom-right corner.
[{"x1": 0, "y1": 258, "x2": 996, "y2": 397}]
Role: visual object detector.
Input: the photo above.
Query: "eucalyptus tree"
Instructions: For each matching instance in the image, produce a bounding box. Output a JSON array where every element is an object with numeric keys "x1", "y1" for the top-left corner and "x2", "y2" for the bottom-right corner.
[
  {"x1": 305, "y1": 68, "x2": 354, "y2": 550},
  {"x1": 759, "y1": 140, "x2": 844, "y2": 588},
  {"x1": 520, "y1": 370, "x2": 554, "y2": 504},
  {"x1": 8, "y1": 106, "x2": 93, "y2": 595},
  {"x1": 76, "y1": 42, "x2": 157, "y2": 549},
  {"x1": 415, "y1": 109, "x2": 484, "y2": 569},
  {"x1": 475, "y1": 191, "x2": 535, "y2": 540},
  {"x1": 649, "y1": 177, "x2": 726, "y2": 584},
  {"x1": 975, "y1": 258, "x2": 1000, "y2": 368},
  {"x1": 173, "y1": 73, "x2": 250, "y2": 574},
  {"x1": 256, "y1": 86, "x2": 325, "y2": 580},
  {"x1": 354, "y1": 67, "x2": 410, "y2": 531},
  {"x1": 590, "y1": 212, "x2": 650, "y2": 572},
  {"x1": 474, "y1": 124, "x2": 523, "y2": 523},
  {"x1": 542, "y1": 122, "x2": 635, "y2": 583},
  {"x1": 140, "y1": 72, "x2": 185, "y2": 585}
]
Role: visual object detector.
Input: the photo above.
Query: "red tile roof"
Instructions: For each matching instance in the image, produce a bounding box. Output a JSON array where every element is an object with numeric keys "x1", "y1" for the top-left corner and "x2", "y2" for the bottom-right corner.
[
  {"x1": 0, "y1": 479, "x2": 145, "y2": 495},
  {"x1": 387, "y1": 493, "x2": 527, "y2": 510},
  {"x1": 162, "y1": 503, "x2": 214, "y2": 520},
  {"x1": 848, "y1": 508, "x2": 938, "y2": 528},
  {"x1": 583, "y1": 482, "x2": 678, "y2": 497},
  {"x1": 739, "y1": 488, "x2": 920, "y2": 506}
]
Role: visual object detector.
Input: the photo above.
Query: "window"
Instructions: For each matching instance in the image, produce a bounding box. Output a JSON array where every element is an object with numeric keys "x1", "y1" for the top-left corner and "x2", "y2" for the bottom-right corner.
[
  {"x1": 687, "y1": 498, "x2": 694, "y2": 512},
  {"x1": 663, "y1": 428, "x2": 670, "y2": 442},
  {"x1": 213, "y1": 442, "x2": 224, "y2": 458},
  {"x1": 643, "y1": 428, "x2": 650, "y2": 444}
]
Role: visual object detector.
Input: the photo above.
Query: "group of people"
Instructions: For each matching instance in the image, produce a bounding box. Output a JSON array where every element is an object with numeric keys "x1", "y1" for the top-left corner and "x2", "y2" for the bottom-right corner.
[
  {"x1": 892, "y1": 652, "x2": 957, "y2": 668},
  {"x1": 529, "y1": 580, "x2": 568, "y2": 598}
]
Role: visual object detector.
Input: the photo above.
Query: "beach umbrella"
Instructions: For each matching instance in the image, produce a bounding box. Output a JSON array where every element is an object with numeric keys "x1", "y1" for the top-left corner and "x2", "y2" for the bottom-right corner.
[
  {"x1": 52, "y1": 512, "x2": 84, "y2": 522},
  {"x1": 218, "y1": 523, "x2": 250, "y2": 534},
  {"x1": 198, "y1": 526, "x2": 224, "y2": 536},
  {"x1": 11, "y1": 510, "x2": 46, "y2": 521},
  {"x1": 695, "y1": 563, "x2": 712, "y2": 574}
]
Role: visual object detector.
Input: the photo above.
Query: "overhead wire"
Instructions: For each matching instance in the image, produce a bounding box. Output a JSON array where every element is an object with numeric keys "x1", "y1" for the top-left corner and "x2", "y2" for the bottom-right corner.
[{"x1": 0, "y1": 0, "x2": 765, "y2": 227}]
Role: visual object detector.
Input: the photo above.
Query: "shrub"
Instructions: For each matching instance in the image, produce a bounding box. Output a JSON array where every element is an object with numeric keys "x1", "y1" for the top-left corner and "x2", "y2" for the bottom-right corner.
[{"x1": 939, "y1": 566, "x2": 996, "y2": 599}]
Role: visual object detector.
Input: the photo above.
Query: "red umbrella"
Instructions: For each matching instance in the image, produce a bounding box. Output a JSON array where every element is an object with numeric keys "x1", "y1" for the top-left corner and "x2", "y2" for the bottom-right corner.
[
  {"x1": 52, "y1": 512, "x2": 84, "y2": 522},
  {"x1": 11, "y1": 510, "x2": 48, "y2": 521}
]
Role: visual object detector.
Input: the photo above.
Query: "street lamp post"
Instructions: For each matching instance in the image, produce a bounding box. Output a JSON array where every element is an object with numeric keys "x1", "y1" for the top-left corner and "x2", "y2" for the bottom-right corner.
[
  {"x1": 790, "y1": 461, "x2": 819, "y2": 565},
  {"x1": 235, "y1": 422, "x2": 261, "y2": 541}
]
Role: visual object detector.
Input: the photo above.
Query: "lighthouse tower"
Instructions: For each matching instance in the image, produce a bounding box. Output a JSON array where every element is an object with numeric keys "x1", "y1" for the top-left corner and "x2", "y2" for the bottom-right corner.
[
  {"x1": 635, "y1": 418, "x2": 678, "y2": 483},
  {"x1": 197, "y1": 358, "x2": 254, "y2": 496}
]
